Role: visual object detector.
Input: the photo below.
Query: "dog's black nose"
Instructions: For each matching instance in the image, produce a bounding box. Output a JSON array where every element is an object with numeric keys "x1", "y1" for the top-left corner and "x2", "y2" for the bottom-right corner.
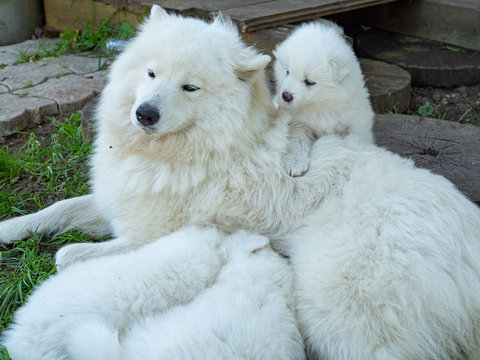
[
  {"x1": 282, "y1": 91, "x2": 293, "y2": 103},
  {"x1": 135, "y1": 103, "x2": 160, "y2": 126}
]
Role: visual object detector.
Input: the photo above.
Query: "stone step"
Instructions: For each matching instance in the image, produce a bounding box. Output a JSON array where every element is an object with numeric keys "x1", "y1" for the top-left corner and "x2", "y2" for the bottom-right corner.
[{"x1": 356, "y1": 29, "x2": 480, "y2": 88}]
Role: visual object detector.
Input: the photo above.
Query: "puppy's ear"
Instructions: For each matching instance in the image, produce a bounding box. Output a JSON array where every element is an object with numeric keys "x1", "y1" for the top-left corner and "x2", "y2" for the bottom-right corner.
[
  {"x1": 235, "y1": 53, "x2": 271, "y2": 82},
  {"x1": 328, "y1": 59, "x2": 349, "y2": 83},
  {"x1": 150, "y1": 5, "x2": 169, "y2": 20}
]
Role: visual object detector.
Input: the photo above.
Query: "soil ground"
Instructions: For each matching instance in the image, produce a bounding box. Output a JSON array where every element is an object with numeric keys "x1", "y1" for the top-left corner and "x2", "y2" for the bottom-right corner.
[{"x1": 408, "y1": 83, "x2": 480, "y2": 125}]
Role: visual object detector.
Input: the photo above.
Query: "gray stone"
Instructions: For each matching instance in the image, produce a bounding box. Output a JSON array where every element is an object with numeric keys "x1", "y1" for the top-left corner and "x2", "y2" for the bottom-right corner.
[
  {"x1": 44, "y1": 55, "x2": 111, "y2": 75},
  {"x1": 0, "y1": 39, "x2": 58, "y2": 66},
  {"x1": 0, "y1": 84, "x2": 8, "y2": 94},
  {"x1": 357, "y1": 29, "x2": 480, "y2": 88},
  {"x1": 26, "y1": 74, "x2": 107, "y2": 116},
  {"x1": 0, "y1": 93, "x2": 58, "y2": 135},
  {"x1": 0, "y1": 61, "x2": 66, "y2": 90},
  {"x1": 360, "y1": 58, "x2": 411, "y2": 114}
]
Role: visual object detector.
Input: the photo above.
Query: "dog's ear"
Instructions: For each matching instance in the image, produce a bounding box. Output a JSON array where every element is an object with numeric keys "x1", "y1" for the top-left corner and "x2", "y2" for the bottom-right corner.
[
  {"x1": 150, "y1": 5, "x2": 169, "y2": 20},
  {"x1": 235, "y1": 53, "x2": 271, "y2": 82},
  {"x1": 328, "y1": 59, "x2": 349, "y2": 83}
]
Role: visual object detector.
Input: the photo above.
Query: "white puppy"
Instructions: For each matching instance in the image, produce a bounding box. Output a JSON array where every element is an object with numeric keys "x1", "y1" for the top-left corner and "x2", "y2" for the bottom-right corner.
[
  {"x1": 2, "y1": 226, "x2": 304, "y2": 360},
  {"x1": 273, "y1": 21, "x2": 374, "y2": 176}
]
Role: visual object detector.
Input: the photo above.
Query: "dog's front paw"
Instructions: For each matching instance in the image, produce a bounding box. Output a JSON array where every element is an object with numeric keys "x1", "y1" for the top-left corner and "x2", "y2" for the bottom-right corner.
[
  {"x1": 0, "y1": 217, "x2": 32, "y2": 244},
  {"x1": 284, "y1": 153, "x2": 310, "y2": 177},
  {"x1": 55, "y1": 243, "x2": 94, "y2": 270}
]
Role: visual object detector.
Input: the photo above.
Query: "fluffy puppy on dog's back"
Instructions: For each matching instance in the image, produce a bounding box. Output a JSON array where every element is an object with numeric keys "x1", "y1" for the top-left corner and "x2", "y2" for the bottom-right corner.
[{"x1": 274, "y1": 21, "x2": 374, "y2": 176}]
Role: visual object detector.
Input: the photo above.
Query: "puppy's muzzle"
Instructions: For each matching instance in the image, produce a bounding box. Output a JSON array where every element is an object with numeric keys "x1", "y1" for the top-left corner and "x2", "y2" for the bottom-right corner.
[
  {"x1": 282, "y1": 91, "x2": 293, "y2": 103},
  {"x1": 136, "y1": 102, "x2": 160, "y2": 126}
]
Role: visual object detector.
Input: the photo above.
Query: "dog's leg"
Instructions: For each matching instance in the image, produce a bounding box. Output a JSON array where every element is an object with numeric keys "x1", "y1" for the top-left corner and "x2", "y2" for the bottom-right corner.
[
  {"x1": 0, "y1": 194, "x2": 111, "y2": 244},
  {"x1": 55, "y1": 236, "x2": 143, "y2": 270},
  {"x1": 284, "y1": 122, "x2": 315, "y2": 177}
]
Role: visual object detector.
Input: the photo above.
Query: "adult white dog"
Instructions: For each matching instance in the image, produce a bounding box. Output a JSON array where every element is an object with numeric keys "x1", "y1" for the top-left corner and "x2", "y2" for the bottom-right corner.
[
  {"x1": 1, "y1": 6, "x2": 479, "y2": 359},
  {"x1": 273, "y1": 21, "x2": 374, "y2": 176},
  {"x1": 2, "y1": 226, "x2": 304, "y2": 360}
]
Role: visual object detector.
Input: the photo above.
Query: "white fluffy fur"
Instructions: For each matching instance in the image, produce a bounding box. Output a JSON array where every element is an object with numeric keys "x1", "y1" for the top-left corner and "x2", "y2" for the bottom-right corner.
[
  {"x1": 1, "y1": 6, "x2": 480, "y2": 359},
  {"x1": 2, "y1": 226, "x2": 304, "y2": 360},
  {"x1": 273, "y1": 21, "x2": 374, "y2": 176}
]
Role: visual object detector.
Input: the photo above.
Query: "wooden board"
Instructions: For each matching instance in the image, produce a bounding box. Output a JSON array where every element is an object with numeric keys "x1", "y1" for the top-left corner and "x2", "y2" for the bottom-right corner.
[
  {"x1": 374, "y1": 114, "x2": 480, "y2": 204},
  {"x1": 44, "y1": 0, "x2": 141, "y2": 30},
  {"x1": 331, "y1": 0, "x2": 480, "y2": 51},
  {"x1": 95, "y1": 0, "x2": 398, "y2": 32}
]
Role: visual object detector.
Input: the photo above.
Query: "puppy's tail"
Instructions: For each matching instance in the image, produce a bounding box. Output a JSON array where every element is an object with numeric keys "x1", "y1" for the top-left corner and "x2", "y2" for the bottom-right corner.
[{"x1": 67, "y1": 320, "x2": 122, "y2": 360}]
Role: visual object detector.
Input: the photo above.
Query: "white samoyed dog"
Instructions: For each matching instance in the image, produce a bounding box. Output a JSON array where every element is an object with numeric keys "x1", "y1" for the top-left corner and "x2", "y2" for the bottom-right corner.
[
  {"x1": 2, "y1": 226, "x2": 305, "y2": 360},
  {"x1": 273, "y1": 21, "x2": 374, "y2": 176},
  {"x1": 1, "y1": 6, "x2": 480, "y2": 360}
]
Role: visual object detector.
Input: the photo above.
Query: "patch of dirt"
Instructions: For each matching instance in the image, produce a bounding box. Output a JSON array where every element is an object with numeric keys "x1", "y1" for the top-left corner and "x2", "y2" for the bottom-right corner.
[
  {"x1": 0, "y1": 117, "x2": 56, "y2": 153},
  {"x1": 408, "y1": 83, "x2": 480, "y2": 125}
]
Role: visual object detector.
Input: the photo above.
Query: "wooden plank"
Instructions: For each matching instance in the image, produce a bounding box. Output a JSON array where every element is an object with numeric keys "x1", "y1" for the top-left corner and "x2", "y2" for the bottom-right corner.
[
  {"x1": 95, "y1": 0, "x2": 399, "y2": 32},
  {"x1": 374, "y1": 114, "x2": 480, "y2": 205},
  {"x1": 44, "y1": 0, "x2": 140, "y2": 30},
  {"x1": 331, "y1": 0, "x2": 480, "y2": 51},
  {"x1": 220, "y1": 0, "x2": 399, "y2": 32}
]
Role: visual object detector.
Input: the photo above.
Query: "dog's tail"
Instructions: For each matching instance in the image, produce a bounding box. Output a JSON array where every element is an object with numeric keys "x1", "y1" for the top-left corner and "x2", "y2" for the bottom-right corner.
[{"x1": 67, "y1": 320, "x2": 122, "y2": 360}]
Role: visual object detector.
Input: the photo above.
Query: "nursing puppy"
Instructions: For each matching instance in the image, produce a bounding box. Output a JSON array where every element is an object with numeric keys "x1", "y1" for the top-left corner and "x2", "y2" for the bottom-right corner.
[
  {"x1": 273, "y1": 21, "x2": 374, "y2": 176},
  {"x1": 2, "y1": 226, "x2": 304, "y2": 360}
]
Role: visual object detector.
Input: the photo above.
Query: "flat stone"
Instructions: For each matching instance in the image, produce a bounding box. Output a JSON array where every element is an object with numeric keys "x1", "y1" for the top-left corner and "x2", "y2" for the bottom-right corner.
[
  {"x1": 360, "y1": 58, "x2": 411, "y2": 114},
  {"x1": 26, "y1": 73, "x2": 107, "y2": 116},
  {"x1": 0, "y1": 61, "x2": 65, "y2": 90},
  {"x1": 357, "y1": 29, "x2": 480, "y2": 88},
  {"x1": 374, "y1": 114, "x2": 480, "y2": 204},
  {"x1": 0, "y1": 39, "x2": 59, "y2": 66},
  {"x1": 0, "y1": 93, "x2": 58, "y2": 136},
  {"x1": 44, "y1": 54, "x2": 111, "y2": 75},
  {"x1": 0, "y1": 84, "x2": 8, "y2": 94}
]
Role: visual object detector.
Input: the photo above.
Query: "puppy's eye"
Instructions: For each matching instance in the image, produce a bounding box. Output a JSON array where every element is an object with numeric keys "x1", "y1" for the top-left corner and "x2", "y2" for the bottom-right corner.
[
  {"x1": 182, "y1": 84, "x2": 200, "y2": 92},
  {"x1": 147, "y1": 70, "x2": 155, "y2": 79},
  {"x1": 304, "y1": 79, "x2": 316, "y2": 86},
  {"x1": 286, "y1": 70, "x2": 289, "y2": 76}
]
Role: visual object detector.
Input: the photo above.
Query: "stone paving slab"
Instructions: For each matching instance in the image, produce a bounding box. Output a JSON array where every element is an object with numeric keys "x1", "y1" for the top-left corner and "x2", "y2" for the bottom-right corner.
[
  {"x1": 0, "y1": 93, "x2": 58, "y2": 135},
  {"x1": 0, "y1": 39, "x2": 111, "y2": 136},
  {"x1": 25, "y1": 73, "x2": 107, "y2": 116},
  {"x1": 0, "y1": 39, "x2": 59, "y2": 66}
]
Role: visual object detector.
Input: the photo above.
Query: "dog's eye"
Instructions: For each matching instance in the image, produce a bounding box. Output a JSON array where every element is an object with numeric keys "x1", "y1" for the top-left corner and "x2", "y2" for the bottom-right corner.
[
  {"x1": 147, "y1": 70, "x2": 156, "y2": 79},
  {"x1": 286, "y1": 70, "x2": 289, "y2": 76},
  {"x1": 182, "y1": 84, "x2": 200, "y2": 92},
  {"x1": 304, "y1": 79, "x2": 316, "y2": 86}
]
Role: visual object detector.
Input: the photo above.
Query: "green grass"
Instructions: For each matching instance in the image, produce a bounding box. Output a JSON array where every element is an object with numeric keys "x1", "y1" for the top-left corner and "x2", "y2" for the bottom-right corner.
[{"x1": 0, "y1": 113, "x2": 102, "y2": 338}]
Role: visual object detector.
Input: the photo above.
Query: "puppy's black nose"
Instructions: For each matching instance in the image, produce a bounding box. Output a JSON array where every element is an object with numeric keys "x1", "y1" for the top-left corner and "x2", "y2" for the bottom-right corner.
[
  {"x1": 135, "y1": 103, "x2": 160, "y2": 126},
  {"x1": 282, "y1": 91, "x2": 293, "y2": 103}
]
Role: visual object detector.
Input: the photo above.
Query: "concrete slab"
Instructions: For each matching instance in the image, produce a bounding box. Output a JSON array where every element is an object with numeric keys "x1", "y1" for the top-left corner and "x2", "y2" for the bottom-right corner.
[
  {"x1": 0, "y1": 38, "x2": 58, "y2": 66},
  {"x1": 26, "y1": 73, "x2": 107, "y2": 116},
  {"x1": 0, "y1": 61, "x2": 67, "y2": 90},
  {"x1": 357, "y1": 29, "x2": 480, "y2": 88},
  {"x1": 44, "y1": 54, "x2": 111, "y2": 75},
  {"x1": 0, "y1": 93, "x2": 58, "y2": 135}
]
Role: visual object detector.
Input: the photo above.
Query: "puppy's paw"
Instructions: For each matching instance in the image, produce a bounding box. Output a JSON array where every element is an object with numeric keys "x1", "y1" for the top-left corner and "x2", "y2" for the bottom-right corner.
[{"x1": 284, "y1": 152, "x2": 310, "y2": 177}]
